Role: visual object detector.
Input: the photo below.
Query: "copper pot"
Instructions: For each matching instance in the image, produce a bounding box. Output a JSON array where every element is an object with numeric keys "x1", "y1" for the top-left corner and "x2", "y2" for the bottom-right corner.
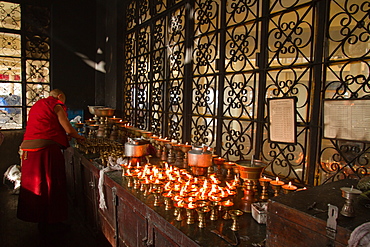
[
  {"x1": 124, "y1": 138, "x2": 149, "y2": 157},
  {"x1": 94, "y1": 108, "x2": 115, "y2": 117},
  {"x1": 188, "y1": 145, "x2": 213, "y2": 168},
  {"x1": 236, "y1": 160, "x2": 266, "y2": 180}
]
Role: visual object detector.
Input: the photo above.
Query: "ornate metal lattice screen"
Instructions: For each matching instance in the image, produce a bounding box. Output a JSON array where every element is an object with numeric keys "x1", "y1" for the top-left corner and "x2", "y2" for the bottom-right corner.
[
  {"x1": 0, "y1": 1, "x2": 50, "y2": 129},
  {"x1": 123, "y1": 0, "x2": 370, "y2": 185},
  {"x1": 261, "y1": 0, "x2": 315, "y2": 184},
  {"x1": 317, "y1": 0, "x2": 370, "y2": 185}
]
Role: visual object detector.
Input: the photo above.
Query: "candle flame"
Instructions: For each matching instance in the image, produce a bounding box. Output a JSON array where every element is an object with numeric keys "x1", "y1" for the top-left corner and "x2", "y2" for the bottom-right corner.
[
  {"x1": 220, "y1": 189, "x2": 227, "y2": 198},
  {"x1": 210, "y1": 174, "x2": 219, "y2": 184},
  {"x1": 164, "y1": 181, "x2": 171, "y2": 190},
  {"x1": 173, "y1": 195, "x2": 182, "y2": 201},
  {"x1": 188, "y1": 201, "x2": 196, "y2": 209}
]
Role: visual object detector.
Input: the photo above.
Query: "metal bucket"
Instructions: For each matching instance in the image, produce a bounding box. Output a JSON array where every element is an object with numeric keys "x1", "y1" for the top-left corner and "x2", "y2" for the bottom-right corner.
[{"x1": 124, "y1": 138, "x2": 149, "y2": 157}]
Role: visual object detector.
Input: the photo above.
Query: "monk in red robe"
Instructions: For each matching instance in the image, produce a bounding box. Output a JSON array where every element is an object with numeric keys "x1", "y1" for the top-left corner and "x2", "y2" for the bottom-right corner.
[{"x1": 17, "y1": 89, "x2": 84, "y2": 232}]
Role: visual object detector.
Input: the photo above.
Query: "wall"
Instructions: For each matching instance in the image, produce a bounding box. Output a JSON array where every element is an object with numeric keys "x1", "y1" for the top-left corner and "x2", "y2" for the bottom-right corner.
[
  {"x1": 0, "y1": 130, "x2": 24, "y2": 176},
  {"x1": 51, "y1": 0, "x2": 100, "y2": 119}
]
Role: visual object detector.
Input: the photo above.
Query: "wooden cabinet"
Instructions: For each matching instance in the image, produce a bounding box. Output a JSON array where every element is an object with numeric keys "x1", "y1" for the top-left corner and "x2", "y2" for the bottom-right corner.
[
  {"x1": 65, "y1": 148, "x2": 266, "y2": 247},
  {"x1": 117, "y1": 195, "x2": 148, "y2": 247},
  {"x1": 80, "y1": 157, "x2": 99, "y2": 232},
  {"x1": 266, "y1": 179, "x2": 370, "y2": 247}
]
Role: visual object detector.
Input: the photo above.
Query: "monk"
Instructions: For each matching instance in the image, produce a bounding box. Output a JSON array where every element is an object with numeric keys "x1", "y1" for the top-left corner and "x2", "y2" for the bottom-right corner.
[{"x1": 17, "y1": 89, "x2": 84, "y2": 232}]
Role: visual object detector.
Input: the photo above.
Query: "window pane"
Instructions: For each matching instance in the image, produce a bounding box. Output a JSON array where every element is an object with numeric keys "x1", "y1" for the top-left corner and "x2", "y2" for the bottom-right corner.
[
  {"x1": 0, "y1": 1, "x2": 21, "y2": 30},
  {"x1": 0, "y1": 56, "x2": 21, "y2": 81},
  {"x1": 0, "y1": 82, "x2": 22, "y2": 129},
  {"x1": 26, "y1": 83, "x2": 50, "y2": 106},
  {"x1": 26, "y1": 59, "x2": 50, "y2": 83},
  {"x1": 0, "y1": 107, "x2": 21, "y2": 129},
  {"x1": 0, "y1": 82, "x2": 22, "y2": 105},
  {"x1": 0, "y1": 32, "x2": 21, "y2": 57}
]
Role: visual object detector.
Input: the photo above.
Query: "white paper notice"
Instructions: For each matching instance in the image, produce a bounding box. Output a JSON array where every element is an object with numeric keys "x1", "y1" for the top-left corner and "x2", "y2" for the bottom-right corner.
[
  {"x1": 324, "y1": 100, "x2": 370, "y2": 141},
  {"x1": 269, "y1": 98, "x2": 296, "y2": 143}
]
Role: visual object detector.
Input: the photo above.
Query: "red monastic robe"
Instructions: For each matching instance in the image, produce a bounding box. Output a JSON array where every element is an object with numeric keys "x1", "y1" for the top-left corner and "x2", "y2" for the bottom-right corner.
[{"x1": 17, "y1": 96, "x2": 69, "y2": 223}]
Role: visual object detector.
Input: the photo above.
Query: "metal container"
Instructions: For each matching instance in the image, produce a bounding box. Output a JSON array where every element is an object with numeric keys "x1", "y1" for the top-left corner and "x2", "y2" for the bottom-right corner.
[
  {"x1": 236, "y1": 160, "x2": 266, "y2": 180},
  {"x1": 88, "y1": 105, "x2": 104, "y2": 115},
  {"x1": 94, "y1": 107, "x2": 115, "y2": 117},
  {"x1": 188, "y1": 145, "x2": 213, "y2": 168},
  {"x1": 251, "y1": 202, "x2": 267, "y2": 224},
  {"x1": 124, "y1": 138, "x2": 149, "y2": 157}
]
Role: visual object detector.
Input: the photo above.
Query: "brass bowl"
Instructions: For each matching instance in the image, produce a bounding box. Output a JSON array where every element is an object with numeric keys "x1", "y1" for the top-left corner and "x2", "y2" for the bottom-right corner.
[
  {"x1": 94, "y1": 108, "x2": 115, "y2": 117},
  {"x1": 85, "y1": 119, "x2": 96, "y2": 125},
  {"x1": 223, "y1": 161, "x2": 236, "y2": 170},
  {"x1": 88, "y1": 105, "x2": 104, "y2": 115},
  {"x1": 74, "y1": 122, "x2": 84, "y2": 128},
  {"x1": 236, "y1": 160, "x2": 265, "y2": 180},
  {"x1": 88, "y1": 124, "x2": 99, "y2": 130}
]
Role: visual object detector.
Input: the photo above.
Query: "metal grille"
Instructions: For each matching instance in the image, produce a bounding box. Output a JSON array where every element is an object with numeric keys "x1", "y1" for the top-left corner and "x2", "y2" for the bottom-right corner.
[
  {"x1": 123, "y1": 0, "x2": 370, "y2": 186},
  {"x1": 261, "y1": 1, "x2": 315, "y2": 184},
  {"x1": 318, "y1": 0, "x2": 370, "y2": 184},
  {"x1": 0, "y1": 2, "x2": 50, "y2": 129}
]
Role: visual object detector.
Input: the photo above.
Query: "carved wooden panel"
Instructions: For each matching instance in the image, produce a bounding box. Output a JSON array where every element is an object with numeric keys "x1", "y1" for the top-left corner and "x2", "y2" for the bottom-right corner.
[{"x1": 117, "y1": 196, "x2": 148, "y2": 247}]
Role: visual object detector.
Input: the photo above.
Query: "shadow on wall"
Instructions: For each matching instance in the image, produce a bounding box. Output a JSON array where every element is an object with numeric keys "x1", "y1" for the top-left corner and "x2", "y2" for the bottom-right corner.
[{"x1": 0, "y1": 130, "x2": 24, "y2": 176}]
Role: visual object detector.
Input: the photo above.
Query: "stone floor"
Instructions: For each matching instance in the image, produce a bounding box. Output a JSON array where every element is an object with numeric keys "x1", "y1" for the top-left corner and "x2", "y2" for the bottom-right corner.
[{"x1": 0, "y1": 184, "x2": 111, "y2": 247}]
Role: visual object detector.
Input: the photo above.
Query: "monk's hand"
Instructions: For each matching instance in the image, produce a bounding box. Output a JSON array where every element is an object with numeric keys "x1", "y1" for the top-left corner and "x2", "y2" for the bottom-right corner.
[{"x1": 76, "y1": 135, "x2": 85, "y2": 143}]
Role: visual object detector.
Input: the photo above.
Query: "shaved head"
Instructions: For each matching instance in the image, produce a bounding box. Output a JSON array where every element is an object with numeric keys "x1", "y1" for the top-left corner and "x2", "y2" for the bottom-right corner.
[{"x1": 50, "y1": 89, "x2": 66, "y2": 103}]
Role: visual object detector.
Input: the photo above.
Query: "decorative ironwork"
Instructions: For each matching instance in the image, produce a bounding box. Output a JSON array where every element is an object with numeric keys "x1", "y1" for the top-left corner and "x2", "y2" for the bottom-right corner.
[
  {"x1": 318, "y1": 0, "x2": 370, "y2": 185},
  {"x1": 138, "y1": 0, "x2": 150, "y2": 24},
  {"x1": 26, "y1": 60, "x2": 50, "y2": 83},
  {"x1": 327, "y1": 0, "x2": 370, "y2": 60},
  {"x1": 25, "y1": 35, "x2": 50, "y2": 60},
  {"x1": 26, "y1": 83, "x2": 50, "y2": 106},
  {"x1": 223, "y1": 73, "x2": 255, "y2": 119},
  {"x1": 261, "y1": 2, "x2": 314, "y2": 183},
  {"x1": 150, "y1": 81, "x2": 164, "y2": 135},
  {"x1": 0, "y1": 2, "x2": 50, "y2": 129},
  {"x1": 318, "y1": 140, "x2": 370, "y2": 184},
  {"x1": 262, "y1": 131, "x2": 307, "y2": 183},
  {"x1": 221, "y1": 120, "x2": 254, "y2": 161},
  {"x1": 267, "y1": 5, "x2": 313, "y2": 66},
  {"x1": 0, "y1": 109, "x2": 21, "y2": 128},
  {"x1": 191, "y1": 115, "x2": 216, "y2": 145},
  {"x1": 167, "y1": 7, "x2": 186, "y2": 139},
  {"x1": 0, "y1": 57, "x2": 21, "y2": 81},
  {"x1": 123, "y1": 0, "x2": 370, "y2": 185},
  {"x1": 126, "y1": 1, "x2": 136, "y2": 30},
  {"x1": 225, "y1": 24, "x2": 259, "y2": 72},
  {"x1": 136, "y1": 82, "x2": 149, "y2": 130},
  {"x1": 226, "y1": 0, "x2": 258, "y2": 25},
  {"x1": 0, "y1": 1, "x2": 20, "y2": 30},
  {"x1": 124, "y1": 83, "x2": 134, "y2": 124},
  {"x1": 153, "y1": 0, "x2": 167, "y2": 16},
  {"x1": 0, "y1": 32, "x2": 21, "y2": 57},
  {"x1": 270, "y1": 0, "x2": 311, "y2": 14},
  {"x1": 0, "y1": 82, "x2": 21, "y2": 129}
]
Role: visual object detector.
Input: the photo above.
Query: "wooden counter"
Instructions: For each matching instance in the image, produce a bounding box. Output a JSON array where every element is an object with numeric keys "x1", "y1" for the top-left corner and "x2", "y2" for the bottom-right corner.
[
  {"x1": 266, "y1": 179, "x2": 370, "y2": 247},
  {"x1": 64, "y1": 147, "x2": 267, "y2": 247}
]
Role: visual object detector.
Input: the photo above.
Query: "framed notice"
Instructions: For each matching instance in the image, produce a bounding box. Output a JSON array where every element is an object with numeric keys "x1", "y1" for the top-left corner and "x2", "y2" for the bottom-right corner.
[
  {"x1": 324, "y1": 99, "x2": 370, "y2": 142},
  {"x1": 268, "y1": 97, "x2": 297, "y2": 144}
]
